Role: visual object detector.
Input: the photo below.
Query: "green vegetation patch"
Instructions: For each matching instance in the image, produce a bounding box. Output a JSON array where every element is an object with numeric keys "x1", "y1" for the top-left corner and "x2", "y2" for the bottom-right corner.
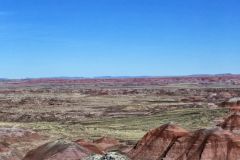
[{"x1": 0, "y1": 107, "x2": 228, "y2": 142}]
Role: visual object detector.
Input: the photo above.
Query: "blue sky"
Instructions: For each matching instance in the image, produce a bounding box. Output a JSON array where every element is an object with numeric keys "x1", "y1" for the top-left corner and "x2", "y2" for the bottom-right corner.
[{"x1": 0, "y1": 0, "x2": 240, "y2": 78}]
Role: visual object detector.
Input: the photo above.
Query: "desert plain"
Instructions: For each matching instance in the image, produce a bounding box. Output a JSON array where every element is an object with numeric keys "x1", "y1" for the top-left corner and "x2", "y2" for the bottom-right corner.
[{"x1": 1, "y1": 75, "x2": 240, "y2": 159}]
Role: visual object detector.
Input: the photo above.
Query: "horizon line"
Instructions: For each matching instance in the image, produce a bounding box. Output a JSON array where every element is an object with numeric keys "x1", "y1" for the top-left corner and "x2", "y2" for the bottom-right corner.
[{"x1": 1, "y1": 73, "x2": 239, "y2": 80}]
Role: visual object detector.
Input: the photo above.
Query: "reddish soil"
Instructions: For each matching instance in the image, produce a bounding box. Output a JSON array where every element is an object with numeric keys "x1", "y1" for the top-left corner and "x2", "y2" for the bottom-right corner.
[
  {"x1": 0, "y1": 128, "x2": 41, "y2": 144},
  {"x1": 75, "y1": 137, "x2": 131, "y2": 154},
  {"x1": 75, "y1": 139, "x2": 104, "y2": 154},
  {"x1": 0, "y1": 128, "x2": 42, "y2": 160},
  {"x1": 22, "y1": 140, "x2": 94, "y2": 160},
  {"x1": 93, "y1": 137, "x2": 121, "y2": 151}
]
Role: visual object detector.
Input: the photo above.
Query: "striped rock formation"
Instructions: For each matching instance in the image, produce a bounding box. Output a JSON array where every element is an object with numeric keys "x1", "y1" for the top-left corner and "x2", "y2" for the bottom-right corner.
[
  {"x1": 23, "y1": 140, "x2": 95, "y2": 160},
  {"x1": 128, "y1": 123, "x2": 189, "y2": 160},
  {"x1": 128, "y1": 124, "x2": 240, "y2": 160}
]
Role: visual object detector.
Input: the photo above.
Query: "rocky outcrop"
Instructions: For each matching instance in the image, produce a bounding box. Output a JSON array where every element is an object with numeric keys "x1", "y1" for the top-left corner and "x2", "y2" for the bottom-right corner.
[
  {"x1": 128, "y1": 123, "x2": 190, "y2": 160},
  {"x1": 84, "y1": 152, "x2": 130, "y2": 160}
]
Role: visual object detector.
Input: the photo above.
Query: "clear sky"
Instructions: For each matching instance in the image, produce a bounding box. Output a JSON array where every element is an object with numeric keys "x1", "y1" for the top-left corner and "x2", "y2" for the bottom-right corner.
[{"x1": 0, "y1": 0, "x2": 239, "y2": 78}]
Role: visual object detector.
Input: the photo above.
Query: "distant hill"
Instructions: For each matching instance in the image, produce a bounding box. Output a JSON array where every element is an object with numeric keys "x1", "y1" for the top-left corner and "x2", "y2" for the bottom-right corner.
[
  {"x1": 1, "y1": 73, "x2": 240, "y2": 81},
  {"x1": 0, "y1": 78, "x2": 9, "y2": 82}
]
